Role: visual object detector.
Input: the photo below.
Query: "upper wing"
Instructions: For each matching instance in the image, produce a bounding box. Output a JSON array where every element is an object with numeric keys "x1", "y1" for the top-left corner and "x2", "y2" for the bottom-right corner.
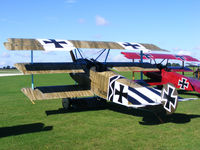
[
  {"x1": 4, "y1": 38, "x2": 168, "y2": 52},
  {"x1": 122, "y1": 52, "x2": 200, "y2": 62}
]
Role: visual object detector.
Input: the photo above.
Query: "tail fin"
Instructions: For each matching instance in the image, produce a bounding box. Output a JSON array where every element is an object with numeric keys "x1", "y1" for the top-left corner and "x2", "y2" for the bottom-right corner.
[{"x1": 161, "y1": 83, "x2": 178, "y2": 114}]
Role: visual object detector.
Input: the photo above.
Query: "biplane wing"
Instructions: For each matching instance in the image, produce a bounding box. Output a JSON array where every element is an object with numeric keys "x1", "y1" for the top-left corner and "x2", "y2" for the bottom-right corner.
[
  {"x1": 4, "y1": 38, "x2": 168, "y2": 52},
  {"x1": 121, "y1": 52, "x2": 200, "y2": 62}
]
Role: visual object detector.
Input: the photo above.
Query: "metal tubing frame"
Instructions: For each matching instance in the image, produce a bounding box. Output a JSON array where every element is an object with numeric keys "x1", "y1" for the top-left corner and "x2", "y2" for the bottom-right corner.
[
  {"x1": 140, "y1": 50, "x2": 143, "y2": 80},
  {"x1": 104, "y1": 49, "x2": 110, "y2": 63},
  {"x1": 95, "y1": 49, "x2": 106, "y2": 61},
  {"x1": 182, "y1": 61, "x2": 185, "y2": 75},
  {"x1": 77, "y1": 48, "x2": 84, "y2": 59},
  {"x1": 160, "y1": 59, "x2": 166, "y2": 64},
  {"x1": 31, "y1": 50, "x2": 34, "y2": 89},
  {"x1": 74, "y1": 49, "x2": 78, "y2": 59}
]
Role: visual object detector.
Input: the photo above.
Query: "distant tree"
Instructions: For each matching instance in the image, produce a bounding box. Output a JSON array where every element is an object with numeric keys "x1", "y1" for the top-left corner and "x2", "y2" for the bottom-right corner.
[
  {"x1": 172, "y1": 63, "x2": 180, "y2": 66},
  {"x1": 6, "y1": 65, "x2": 10, "y2": 69},
  {"x1": 167, "y1": 63, "x2": 171, "y2": 66}
]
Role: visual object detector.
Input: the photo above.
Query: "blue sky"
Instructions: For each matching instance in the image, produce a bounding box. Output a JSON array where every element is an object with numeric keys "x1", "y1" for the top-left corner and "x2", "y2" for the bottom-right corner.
[{"x1": 0, "y1": 0, "x2": 200, "y2": 67}]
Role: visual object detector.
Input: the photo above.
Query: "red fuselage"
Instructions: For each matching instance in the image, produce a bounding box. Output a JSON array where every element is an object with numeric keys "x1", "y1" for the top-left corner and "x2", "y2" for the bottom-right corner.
[{"x1": 144, "y1": 69, "x2": 200, "y2": 93}]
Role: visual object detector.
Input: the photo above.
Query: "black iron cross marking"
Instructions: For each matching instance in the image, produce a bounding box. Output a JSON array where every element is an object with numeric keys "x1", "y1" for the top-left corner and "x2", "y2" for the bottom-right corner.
[
  {"x1": 123, "y1": 42, "x2": 140, "y2": 49},
  {"x1": 115, "y1": 84, "x2": 127, "y2": 103},
  {"x1": 43, "y1": 39, "x2": 67, "y2": 48},
  {"x1": 163, "y1": 86, "x2": 177, "y2": 112},
  {"x1": 141, "y1": 53, "x2": 152, "y2": 59},
  {"x1": 178, "y1": 78, "x2": 189, "y2": 90},
  {"x1": 175, "y1": 55, "x2": 185, "y2": 61}
]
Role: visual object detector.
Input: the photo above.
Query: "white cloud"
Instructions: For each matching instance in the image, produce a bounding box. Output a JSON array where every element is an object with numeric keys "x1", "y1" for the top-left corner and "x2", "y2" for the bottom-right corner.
[
  {"x1": 65, "y1": 0, "x2": 77, "y2": 3},
  {"x1": 177, "y1": 50, "x2": 191, "y2": 55},
  {"x1": 0, "y1": 18, "x2": 7, "y2": 22},
  {"x1": 171, "y1": 48, "x2": 193, "y2": 56},
  {"x1": 194, "y1": 45, "x2": 200, "y2": 50},
  {"x1": 2, "y1": 52, "x2": 10, "y2": 58},
  {"x1": 93, "y1": 34, "x2": 102, "y2": 39},
  {"x1": 78, "y1": 18, "x2": 85, "y2": 24},
  {"x1": 0, "y1": 61, "x2": 6, "y2": 66},
  {"x1": 95, "y1": 15, "x2": 109, "y2": 26},
  {"x1": 111, "y1": 53, "x2": 131, "y2": 62}
]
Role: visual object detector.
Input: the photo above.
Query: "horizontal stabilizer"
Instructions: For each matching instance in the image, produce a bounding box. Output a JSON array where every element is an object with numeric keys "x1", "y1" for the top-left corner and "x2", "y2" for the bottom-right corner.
[
  {"x1": 4, "y1": 38, "x2": 168, "y2": 52},
  {"x1": 15, "y1": 63, "x2": 85, "y2": 74},
  {"x1": 106, "y1": 62, "x2": 159, "y2": 72},
  {"x1": 22, "y1": 85, "x2": 94, "y2": 101}
]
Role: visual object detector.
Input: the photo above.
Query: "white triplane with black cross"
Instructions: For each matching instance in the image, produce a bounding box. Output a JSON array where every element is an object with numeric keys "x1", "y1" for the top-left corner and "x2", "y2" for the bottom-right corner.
[
  {"x1": 5, "y1": 38, "x2": 186, "y2": 116},
  {"x1": 107, "y1": 75, "x2": 178, "y2": 114}
]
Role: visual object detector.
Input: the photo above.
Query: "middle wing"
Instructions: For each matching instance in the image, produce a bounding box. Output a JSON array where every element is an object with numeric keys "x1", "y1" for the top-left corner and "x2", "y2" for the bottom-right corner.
[
  {"x1": 106, "y1": 62, "x2": 159, "y2": 72},
  {"x1": 15, "y1": 62, "x2": 85, "y2": 75}
]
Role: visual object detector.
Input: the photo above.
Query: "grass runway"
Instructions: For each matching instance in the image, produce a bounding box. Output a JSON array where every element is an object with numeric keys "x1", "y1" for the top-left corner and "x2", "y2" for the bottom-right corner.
[{"x1": 0, "y1": 72, "x2": 200, "y2": 150}]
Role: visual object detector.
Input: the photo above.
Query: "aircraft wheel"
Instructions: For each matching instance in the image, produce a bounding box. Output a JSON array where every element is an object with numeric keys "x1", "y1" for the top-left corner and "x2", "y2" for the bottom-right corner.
[{"x1": 62, "y1": 98, "x2": 71, "y2": 110}]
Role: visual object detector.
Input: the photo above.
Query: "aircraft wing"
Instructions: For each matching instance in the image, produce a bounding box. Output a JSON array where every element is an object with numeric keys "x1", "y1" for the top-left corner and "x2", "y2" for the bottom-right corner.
[
  {"x1": 15, "y1": 62, "x2": 85, "y2": 74},
  {"x1": 167, "y1": 66, "x2": 193, "y2": 72},
  {"x1": 4, "y1": 38, "x2": 168, "y2": 52},
  {"x1": 106, "y1": 62, "x2": 159, "y2": 72},
  {"x1": 22, "y1": 85, "x2": 94, "y2": 101},
  {"x1": 121, "y1": 52, "x2": 200, "y2": 62}
]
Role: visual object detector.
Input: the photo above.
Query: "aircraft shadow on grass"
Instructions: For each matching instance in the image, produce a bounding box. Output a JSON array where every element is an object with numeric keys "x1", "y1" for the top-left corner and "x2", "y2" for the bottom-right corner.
[
  {"x1": 0, "y1": 123, "x2": 53, "y2": 138},
  {"x1": 45, "y1": 98, "x2": 200, "y2": 125}
]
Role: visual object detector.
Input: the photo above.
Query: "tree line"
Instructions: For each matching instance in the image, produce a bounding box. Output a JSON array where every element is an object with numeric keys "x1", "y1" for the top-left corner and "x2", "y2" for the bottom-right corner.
[{"x1": 0, "y1": 66, "x2": 16, "y2": 69}]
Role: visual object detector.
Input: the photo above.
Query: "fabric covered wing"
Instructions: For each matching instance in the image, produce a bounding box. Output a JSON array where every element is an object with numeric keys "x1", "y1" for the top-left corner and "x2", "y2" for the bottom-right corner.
[
  {"x1": 122, "y1": 52, "x2": 200, "y2": 62},
  {"x1": 106, "y1": 62, "x2": 159, "y2": 72},
  {"x1": 15, "y1": 62, "x2": 85, "y2": 74},
  {"x1": 4, "y1": 38, "x2": 168, "y2": 52},
  {"x1": 22, "y1": 85, "x2": 94, "y2": 101},
  {"x1": 167, "y1": 66, "x2": 193, "y2": 72}
]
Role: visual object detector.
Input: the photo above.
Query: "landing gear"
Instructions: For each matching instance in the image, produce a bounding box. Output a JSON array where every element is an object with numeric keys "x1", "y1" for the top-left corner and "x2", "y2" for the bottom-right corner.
[
  {"x1": 62, "y1": 98, "x2": 71, "y2": 110},
  {"x1": 62, "y1": 97, "x2": 106, "y2": 110}
]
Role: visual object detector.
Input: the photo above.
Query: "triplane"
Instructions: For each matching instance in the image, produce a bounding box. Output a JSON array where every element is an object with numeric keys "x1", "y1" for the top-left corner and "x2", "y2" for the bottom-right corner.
[
  {"x1": 4, "y1": 38, "x2": 195, "y2": 119},
  {"x1": 122, "y1": 52, "x2": 200, "y2": 94}
]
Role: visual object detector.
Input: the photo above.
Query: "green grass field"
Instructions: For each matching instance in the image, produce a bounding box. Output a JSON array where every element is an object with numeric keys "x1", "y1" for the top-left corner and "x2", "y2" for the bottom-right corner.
[
  {"x1": 0, "y1": 69, "x2": 20, "y2": 74},
  {"x1": 0, "y1": 72, "x2": 200, "y2": 150}
]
